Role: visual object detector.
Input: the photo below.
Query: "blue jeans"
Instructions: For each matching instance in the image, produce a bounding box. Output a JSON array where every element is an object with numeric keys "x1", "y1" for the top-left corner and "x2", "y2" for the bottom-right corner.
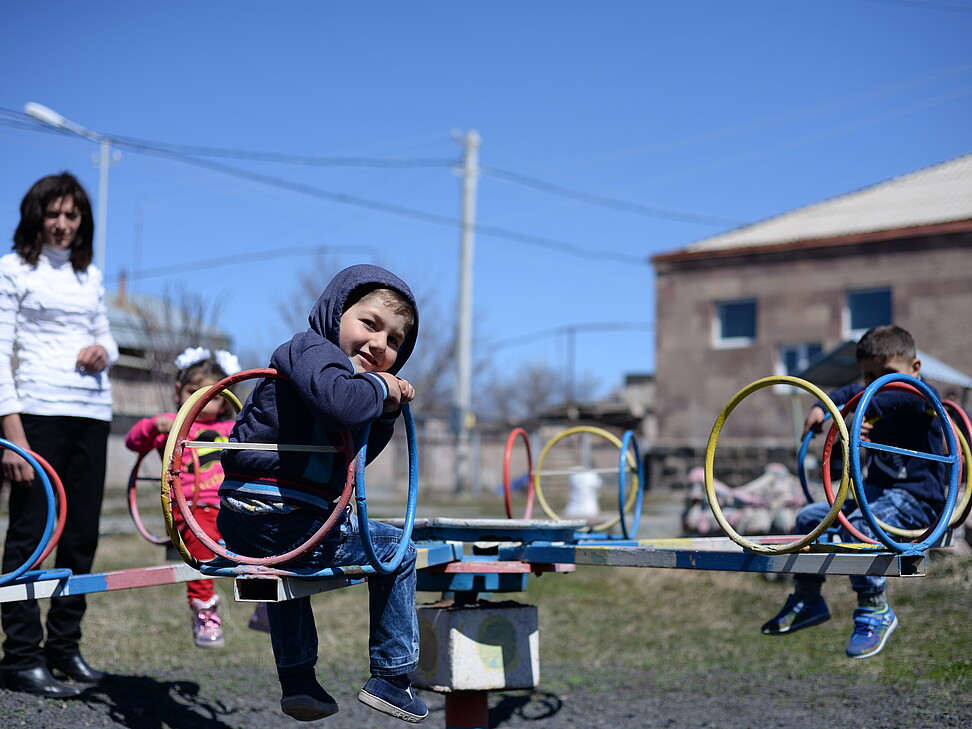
[
  {"x1": 794, "y1": 485, "x2": 939, "y2": 596},
  {"x1": 217, "y1": 504, "x2": 419, "y2": 677}
]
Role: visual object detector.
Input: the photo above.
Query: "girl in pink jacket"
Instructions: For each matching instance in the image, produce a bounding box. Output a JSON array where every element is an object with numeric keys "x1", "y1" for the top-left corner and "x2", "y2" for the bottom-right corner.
[{"x1": 125, "y1": 348, "x2": 266, "y2": 647}]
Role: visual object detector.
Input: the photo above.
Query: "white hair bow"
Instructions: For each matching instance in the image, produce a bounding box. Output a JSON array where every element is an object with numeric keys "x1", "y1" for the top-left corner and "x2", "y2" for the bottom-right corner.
[{"x1": 174, "y1": 347, "x2": 242, "y2": 375}]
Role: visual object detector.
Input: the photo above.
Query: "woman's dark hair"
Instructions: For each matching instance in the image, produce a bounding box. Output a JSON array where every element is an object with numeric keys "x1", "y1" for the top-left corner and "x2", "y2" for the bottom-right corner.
[{"x1": 13, "y1": 172, "x2": 95, "y2": 272}]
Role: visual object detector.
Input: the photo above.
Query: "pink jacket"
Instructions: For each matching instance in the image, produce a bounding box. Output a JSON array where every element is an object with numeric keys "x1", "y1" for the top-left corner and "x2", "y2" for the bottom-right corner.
[{"x1": 125, "y1": 414, "x2": 235, "y2": 507}]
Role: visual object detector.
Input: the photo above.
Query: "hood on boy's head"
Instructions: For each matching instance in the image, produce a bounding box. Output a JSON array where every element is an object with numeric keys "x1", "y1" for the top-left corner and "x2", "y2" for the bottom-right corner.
[{"x1": 307, "y1": 264, "x2": 419, "y2": 375}]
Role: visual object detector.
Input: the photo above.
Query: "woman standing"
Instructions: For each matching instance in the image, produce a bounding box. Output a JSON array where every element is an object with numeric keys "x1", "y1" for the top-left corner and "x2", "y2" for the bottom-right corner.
[{"x1": 0, "y1": 173, "x2": 118, "y2": 698}]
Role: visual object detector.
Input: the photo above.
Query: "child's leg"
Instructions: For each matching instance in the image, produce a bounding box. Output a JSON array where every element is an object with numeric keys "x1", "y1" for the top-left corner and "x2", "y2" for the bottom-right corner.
[
  {"x1": 215, "y1": 504, "x2": 338, "y2": 719},
  {"x1": 846, "y1": 485, "x2": 937, "y2": 607},
  {"x1": 175, "y1": 505, "x2": 219, "y2": 604},
  {"x1": 333, "y1": 519, "x2": 419, "y2": 674},
  {"x1": 761, "y1": 501, "x2": 832, "y2": 635},
  {"x1": 841, "y1": 486, "x2": 935, "y2": 658},
  {"x1": 174, "y1": 506, "x2": 224, "y2": 648},
  {"x1": 330, "y1": 518, "x2": 427, "y2": 722}
]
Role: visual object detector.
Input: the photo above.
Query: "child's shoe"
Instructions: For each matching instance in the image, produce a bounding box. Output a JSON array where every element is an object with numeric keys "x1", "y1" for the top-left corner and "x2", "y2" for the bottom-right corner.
[
  {"x1": 248, "y1": 602, "x2": 271, "y2": 633},
  {"x1": 279, "y1": 671, "x2": 339, "y2": 721},
  {"x1": 358, "y1": 675, "x2": 428, "y2": 723},
  {"x1": 190, "y1": 595, "x2": 224, "y2": 649},
  {"x1": 760, "y1": 594, "x2": 830, "y2": 635},
  {"x1": 845, "y1": 606, "x2": 898, "y2": 658}
]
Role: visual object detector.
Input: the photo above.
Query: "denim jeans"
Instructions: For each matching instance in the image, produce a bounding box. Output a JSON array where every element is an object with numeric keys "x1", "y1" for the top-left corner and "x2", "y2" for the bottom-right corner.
[
  {"x1": 794, "y1": 485, "x2": 939, "y2": 596},
  {"x1": 217, "y1": 503, "x2": 419, "y2": 677}
]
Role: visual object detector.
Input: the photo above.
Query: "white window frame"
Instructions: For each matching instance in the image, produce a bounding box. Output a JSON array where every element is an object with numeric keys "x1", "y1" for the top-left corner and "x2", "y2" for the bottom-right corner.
[
  {"x1": 713, "y1": 299, "x2": 757, "y2": 349},
  {"x1": 774, "y1": 342, "x2": 823, "y2": 394},
  {"x1": 844, "y1": 287, "x2": 892, "y2": 340}
]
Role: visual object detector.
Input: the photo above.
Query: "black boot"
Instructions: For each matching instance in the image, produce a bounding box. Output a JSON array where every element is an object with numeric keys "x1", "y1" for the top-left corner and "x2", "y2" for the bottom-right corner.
[
  {"x1": 47, "y1": 652, "x2": 104, "y2": 685},
  {"x1": 1, "y1": 665, "x2": 82, "y2": 698}
]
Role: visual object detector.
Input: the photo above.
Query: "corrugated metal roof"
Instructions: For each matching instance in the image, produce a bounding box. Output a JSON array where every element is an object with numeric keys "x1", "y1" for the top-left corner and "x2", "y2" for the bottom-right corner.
[
  {"x1": 797, "y1": 341, "x2": 972, "y2": 391},
  {"x1": 681, "y1": 152, "x2": 972, "y2": 253}
]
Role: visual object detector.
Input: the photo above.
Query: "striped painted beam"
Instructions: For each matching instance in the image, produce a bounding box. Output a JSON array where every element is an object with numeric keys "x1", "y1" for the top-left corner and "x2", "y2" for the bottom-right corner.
[
  {"x1": 233, "y1": 541, "x2": 464, "y2": 602},
  {"x1": 0, "y1": 561, "x2": 208, "y2": 604},
  {"x1": 0, "y1": 541, "x2": 463, "y2": 605},
  {"x1": 499, "y1": 542, "x2": 925, "y2": 577}
]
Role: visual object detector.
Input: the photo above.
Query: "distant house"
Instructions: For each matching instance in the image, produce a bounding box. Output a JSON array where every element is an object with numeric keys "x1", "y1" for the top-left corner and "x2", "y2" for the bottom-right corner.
[{"x1": 649, "y1": 153, "x2": 972, "y2": 489}]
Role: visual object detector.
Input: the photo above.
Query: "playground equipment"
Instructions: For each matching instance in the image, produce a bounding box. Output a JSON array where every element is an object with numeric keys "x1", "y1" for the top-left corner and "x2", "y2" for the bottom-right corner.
[
  {"x1": 0, "y1": 441, "x2": 68, "y2": 587},
  {"x1": 819, "y1": 375, "x2": 965, "y2": 553},
  {"x1": 161, "y1": 368, "x2": 420, "y2": 580},
  {"x1": 706, "y1": 373, "x2": 966, "y2": 557},
  {"x1": 3, "y1": 368, "x2": 968, "y2": 729},
  {"x1": 505, "y1": 425, "x2": 646, "y2": 538}
]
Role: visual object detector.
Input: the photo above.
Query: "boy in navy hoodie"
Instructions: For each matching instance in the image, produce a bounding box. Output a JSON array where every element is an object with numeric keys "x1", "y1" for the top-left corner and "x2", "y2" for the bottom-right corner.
[
  {"x1": 218, "y1": 264, "x2": 427, "y2": 723},
  {"x1": 760, "y1": 325, "x2": 946, "y2": 659}
]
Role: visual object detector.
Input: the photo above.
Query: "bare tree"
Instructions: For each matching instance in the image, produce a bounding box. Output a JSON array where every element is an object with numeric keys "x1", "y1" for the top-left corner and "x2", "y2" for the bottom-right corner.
[{"x1": 128, "y1": 283, "x2": 229, "y2": 408}]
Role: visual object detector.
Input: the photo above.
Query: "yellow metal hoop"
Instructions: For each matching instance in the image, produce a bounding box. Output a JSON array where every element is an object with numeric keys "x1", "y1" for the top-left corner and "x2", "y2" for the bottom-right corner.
[
  {"x1": 160, "y1": 385, "x2": 243, "y2": 569},
  {"x1": 534, "y1": 425, "x2": 639, "y2": 531},
  {"x1": 705, "y1": 376, "x2": 849, "y2": 554}
]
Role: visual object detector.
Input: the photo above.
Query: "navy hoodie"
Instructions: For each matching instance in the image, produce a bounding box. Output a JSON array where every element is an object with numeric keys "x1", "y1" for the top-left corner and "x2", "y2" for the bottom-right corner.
[
  {"x1": 824, "y1": 379, "x2": 946, "y2": 510},
  {"x1": 220, "y1": 264, "x2": 419, "y2": 508}
]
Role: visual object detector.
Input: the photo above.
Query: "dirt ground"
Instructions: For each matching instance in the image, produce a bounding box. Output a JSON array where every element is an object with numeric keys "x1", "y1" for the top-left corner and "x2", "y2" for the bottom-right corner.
[{"x1": 0, "y1": 662, "x2": 966, "y2": 729}]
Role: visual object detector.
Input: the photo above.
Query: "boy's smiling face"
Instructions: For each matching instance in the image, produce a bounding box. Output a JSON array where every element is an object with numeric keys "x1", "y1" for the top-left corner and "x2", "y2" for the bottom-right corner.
[{"x1": 339, "y1": 295, "x2": 410, "y2": 374}]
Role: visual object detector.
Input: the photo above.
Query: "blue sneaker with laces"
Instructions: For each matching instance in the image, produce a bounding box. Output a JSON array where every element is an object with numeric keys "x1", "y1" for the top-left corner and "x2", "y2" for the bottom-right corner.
[
  {"x1": 358, "y1": 676, "x2": 428, "y2": 723},
  {"x1": 845, "y1": 606, "x2": 898, "y2": 658},
  {"x1": 760, "y1": 594, "x2": 831, "y2": 635}
]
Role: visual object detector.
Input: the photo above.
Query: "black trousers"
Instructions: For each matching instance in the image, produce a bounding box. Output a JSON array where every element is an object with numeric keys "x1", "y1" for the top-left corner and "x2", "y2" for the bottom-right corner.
[{"x1": 1, "y1": 415, "x2": 109, "y2": 670}]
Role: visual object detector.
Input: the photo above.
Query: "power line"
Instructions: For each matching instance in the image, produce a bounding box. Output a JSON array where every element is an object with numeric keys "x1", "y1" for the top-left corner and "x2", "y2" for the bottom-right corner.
[
  {"x1": 109, "y1": 133, "x2": 456, "y2": 168},
  {"x1": 494, "y1": 322, "x2": 654, "y2": 351},
  {"x1": 0, "y1": 106, "x2": 455, "y2": 168},
  {"x1": 1, "y1": 112, "x2": 657, "y2": 267},
  {"x1": 481, "y1": 166, "x2": 744, "y2": 227},
  {"x1": 105, "y1": 245, "x2": 379, "y2": 284},
  {"x1": 101, "y1": 138, "x2": 656, "y2": 267}
]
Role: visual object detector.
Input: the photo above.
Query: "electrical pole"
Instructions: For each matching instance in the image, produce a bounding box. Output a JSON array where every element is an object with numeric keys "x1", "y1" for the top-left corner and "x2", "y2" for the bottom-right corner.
[{"x1": 453, "y1": 130, "x2": 480, "y2": 493}]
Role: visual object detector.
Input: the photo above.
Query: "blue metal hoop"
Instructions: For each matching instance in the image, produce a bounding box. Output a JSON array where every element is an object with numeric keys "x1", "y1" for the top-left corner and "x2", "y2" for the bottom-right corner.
[
  {"x1": 0, "y1": 439, "x2": 58, "y2": 586},
  {"x1": 618, "y1": 430, "x2": 645, "y2": 539},
  {"x1": 355, "y1": 403, "x2": 419, "y2": 574},
  {"x1": 848, "y1": 373, "x2": 960, "y2": 554}
]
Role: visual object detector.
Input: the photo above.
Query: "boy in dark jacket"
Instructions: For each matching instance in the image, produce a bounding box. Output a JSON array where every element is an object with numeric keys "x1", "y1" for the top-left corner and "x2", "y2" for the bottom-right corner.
[
  {"x1": 218, "y1": 264, "x2": 427, "y2": 723},
  {"x1": 760, "y1": 325, "x2": 946, "y2": 659}
]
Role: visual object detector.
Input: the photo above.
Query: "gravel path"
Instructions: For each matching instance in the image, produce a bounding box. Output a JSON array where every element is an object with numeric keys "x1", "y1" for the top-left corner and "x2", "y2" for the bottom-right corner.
[{"x1": 0, "y1": 663, "x2": 965, "y2": 728}]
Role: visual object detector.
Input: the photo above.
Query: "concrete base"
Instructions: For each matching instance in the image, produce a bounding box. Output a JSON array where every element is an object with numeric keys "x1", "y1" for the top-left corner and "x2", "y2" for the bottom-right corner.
[{"x1": 411, "y1": 599, "x2": 539, "y2": 692}]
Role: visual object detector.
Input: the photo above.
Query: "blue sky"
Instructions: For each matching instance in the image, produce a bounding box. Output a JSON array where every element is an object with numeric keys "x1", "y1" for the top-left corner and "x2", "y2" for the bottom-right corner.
[{"x1": 1, "y1": 1, "x2": 970, "y2": 402}]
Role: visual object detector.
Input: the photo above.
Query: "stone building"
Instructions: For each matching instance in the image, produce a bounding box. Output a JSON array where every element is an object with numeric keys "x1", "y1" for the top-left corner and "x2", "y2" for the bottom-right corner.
[{"x1": 649, "y1": 153, "x2": 972, "y2": 489}]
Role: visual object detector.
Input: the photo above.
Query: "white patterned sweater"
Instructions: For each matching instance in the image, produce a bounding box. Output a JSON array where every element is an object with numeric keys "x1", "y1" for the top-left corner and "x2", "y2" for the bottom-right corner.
[{"x1": 0, "y1": 245, "x2": 118, "y2": 421}]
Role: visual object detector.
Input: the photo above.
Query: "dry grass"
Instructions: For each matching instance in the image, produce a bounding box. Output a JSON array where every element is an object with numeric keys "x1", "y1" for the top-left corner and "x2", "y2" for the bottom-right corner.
[{"x1": 73, "y1": 529, "x2": 972, "y2": 713}]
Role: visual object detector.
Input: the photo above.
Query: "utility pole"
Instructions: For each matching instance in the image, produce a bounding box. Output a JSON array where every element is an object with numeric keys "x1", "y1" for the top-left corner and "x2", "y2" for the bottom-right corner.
[{"x1": 453, "y1": 130, "x2": 481, "y2": 493}]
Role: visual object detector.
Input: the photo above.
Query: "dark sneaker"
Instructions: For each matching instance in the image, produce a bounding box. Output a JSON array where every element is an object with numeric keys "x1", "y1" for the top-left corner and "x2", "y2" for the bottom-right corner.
[
  {"x1": 761, "y1": 594, "x2": 831, "y2": 635},
  {"x1": 358, "y1": 676, "x2": 428, "y2": 723},
  {"x1": 845, "y1": 606, "x2": 898, "y2": 658},
  {"x1": 280, "y1": 683, "x2": 339, "y2": 721}
]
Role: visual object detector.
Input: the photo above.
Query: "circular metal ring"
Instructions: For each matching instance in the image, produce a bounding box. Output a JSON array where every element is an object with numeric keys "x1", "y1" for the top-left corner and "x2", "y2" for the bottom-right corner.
[
  {"x1": 502, "y1": 428, "x2": 535, "y2": 519},
  {"x1": 705, "y1": 376, "x2": 849, "y2": 554}
]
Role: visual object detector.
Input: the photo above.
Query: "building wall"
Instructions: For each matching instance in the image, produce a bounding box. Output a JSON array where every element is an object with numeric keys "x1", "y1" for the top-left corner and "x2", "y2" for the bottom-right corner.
[{"x1": 652, "y1": 229, "x2": 972, "y2": 486}]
